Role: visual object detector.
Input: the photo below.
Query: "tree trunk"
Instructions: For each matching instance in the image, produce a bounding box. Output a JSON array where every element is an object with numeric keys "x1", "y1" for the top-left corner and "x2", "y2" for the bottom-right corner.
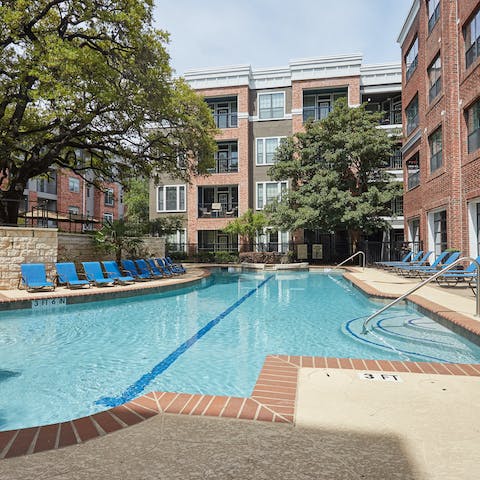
[
  {"x1": 0, "y1": 189, "x2": 24, "y2": 226},
  {"x1": 349, "y1": 229, "x2": 361, "y2": 254}
]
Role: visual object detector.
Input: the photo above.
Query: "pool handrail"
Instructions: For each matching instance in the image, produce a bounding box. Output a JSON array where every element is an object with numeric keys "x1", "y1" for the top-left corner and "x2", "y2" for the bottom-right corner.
[
  {"x1": 336, "y1": 251, "x2": 366, "y2": 270},
  {"x1": 362, "y1": 256, "x2": 480, "y2": 334}
]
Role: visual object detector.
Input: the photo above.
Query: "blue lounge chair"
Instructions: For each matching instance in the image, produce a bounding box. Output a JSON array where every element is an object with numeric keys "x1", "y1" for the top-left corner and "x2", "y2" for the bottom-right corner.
[
  {"x1": 166, "y1": 256, "x2": 186, "y2": 273},
  {"x1": 409, "y1": 252, "x2": 461, "y2": 278},
  {"x1": 102, "y1": 261, "x2": 135, "y2": 285},
  {"x1": 379, "y1": 251, "x2": 424, "y2": 269},
  {"x1": 375, "y1": 251, "x2": 413, "y2": 268},
  {"x1": 20, "y1": 263, "x2": 55, "y2": 292},
  {"x1": 161, "y1": 257, "x2": 183, "y2": 274},
  {"x1": 121, "y1": 259, "x2": 152, "y2": 281},
  {"x1": 393, "y1": 251, "x2": 432, "y2": 272},
  {"x1": 435, "y1": 256, "x2": 480, "y2": 288},
  {"x1": 396, "y1": 251, "x2": 450, "y2": 277},
  {"x1": 56, "y1": 262, "x2": 90, "y2": 289},
  {"x1": 155, "y1": 258, "x2": 174, "y2": 276},
  {"x1": 135, "y1": 259, "x2": 163, "y2": 279},
  {"x1": 82, "y1": 262, "x2": 115, "y2": 287},
  {"x1": 146, "y1": 259, "x2": 165, "y2": 278}
]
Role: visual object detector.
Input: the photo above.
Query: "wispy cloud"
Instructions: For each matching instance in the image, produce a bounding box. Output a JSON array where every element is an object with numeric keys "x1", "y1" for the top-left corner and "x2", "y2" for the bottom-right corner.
[{"x1": 153, "y1": 0, "x2": 413, "y2": 74}]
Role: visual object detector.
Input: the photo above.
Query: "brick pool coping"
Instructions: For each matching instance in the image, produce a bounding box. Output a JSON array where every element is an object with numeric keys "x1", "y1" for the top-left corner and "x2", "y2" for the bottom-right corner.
[{"x1": 1, "y1": 266, "x2": 480, "y2": 459}]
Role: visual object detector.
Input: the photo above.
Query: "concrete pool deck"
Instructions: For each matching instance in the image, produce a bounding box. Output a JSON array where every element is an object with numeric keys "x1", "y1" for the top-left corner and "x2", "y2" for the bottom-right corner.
[{"x1": 0, "y1": 264, "x2": 479, "y2": 478}]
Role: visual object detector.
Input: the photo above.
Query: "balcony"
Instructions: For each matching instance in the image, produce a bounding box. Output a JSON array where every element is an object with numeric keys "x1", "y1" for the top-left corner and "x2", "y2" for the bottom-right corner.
[
  {"x1": 206, "y1": 97, "x2": 238, "y2": 129},
  {"x1": 303, "y1": 105, "x2": 332, "y2": 123},
  {"x1": 198, "y1": 202, "x2": 238, "y2": 218},
  {"x1": 209, "y1": 141, "x2": 238, "y2": 173},
  {"x1": 383, "y1": 150, "x2": 402, "y2": 169},
  {"x1": 212, "y1": 112, "x2": 238, "y2": 129},
  {"x1": 381, "y1": 107, "x2": 402, "y2": 126}
]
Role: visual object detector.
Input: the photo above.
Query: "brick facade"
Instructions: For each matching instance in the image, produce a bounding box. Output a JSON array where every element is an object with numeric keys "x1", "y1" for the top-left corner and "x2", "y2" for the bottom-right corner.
[{"x1": 400, "y1": 0, "x2": 480, "y2": 256}]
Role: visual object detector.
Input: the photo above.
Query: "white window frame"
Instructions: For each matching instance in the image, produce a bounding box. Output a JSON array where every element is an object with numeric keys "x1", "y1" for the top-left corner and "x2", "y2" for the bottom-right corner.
[
  {"x1": 68, "y1": 206, "x2": 80, "y2": 215},
  {"x1": 407, "y1": 218, "x2": 420, "y2": 254},
  {"x1": 103, "y1": 213, "x2": 114, "y2": 224},
  {"x1": 256, "y1": 137, "x2": 285, "y2": 165},
  {"x1": 427, "y1": 207, "x2": 447, "y2": 257},
  {"x1": 104, "y1": 188, "x2": 114, "y2": 206},
  {"x1": 256, "y1": 228, "x2": 290, "y2": 253},
  {"x1": 468, "y1": 198, "x2": 480, "y2": 257},
  {"x1": 69, "y1": 177, "x2": 80, "y2": 193},
  {"x1": 256, "y1": 181, "x2": 288, "y2": 210},
  {"x1": 166, "y1": 229, "x2": 187, "y2": 252},
  {"x1": 257, "y1": 91, "x2": 286, "y2": 120},
  {"x1": 156, "y1": 184, "x2": 186, "y2": 213}
]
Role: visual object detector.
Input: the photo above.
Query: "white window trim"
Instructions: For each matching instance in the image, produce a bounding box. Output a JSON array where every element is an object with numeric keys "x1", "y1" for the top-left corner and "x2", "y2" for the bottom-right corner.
[
  {"x1": 69, "y1": 177, "x2": 80, "y2": 193},
  {"x1": 256, "y1": 181, "x2": 288, "y2": 210},
  {"x1": 257, "y1": 91, "x2": 286, "y2": 121},
  {"x1": 104, "y1": 188, "x2": 114, "y2": 206},
  {"x1": 255, "y1": 136, "x2": 286, "y2": 165},
  {"x1": 103, "y1": 213, "x2": 114, "y2": 223},
  {"x1": 156, "y1": 184, "x2": 186, "y2": 213},
  {"x1": 167, "y1": 229, "x2": 187, "y2": 252},
  {"x1": 427, "y1": 207, "x2": 447, "y2": 257},
  {"x1": 468, "y1": 198, "x2": 480, "y2": 257}
]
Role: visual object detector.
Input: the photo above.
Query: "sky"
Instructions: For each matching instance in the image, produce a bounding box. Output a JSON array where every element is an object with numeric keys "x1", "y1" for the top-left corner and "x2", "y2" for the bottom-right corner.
[{"x1": 153, "y1": 0, "x2": 413, "y2": 75}]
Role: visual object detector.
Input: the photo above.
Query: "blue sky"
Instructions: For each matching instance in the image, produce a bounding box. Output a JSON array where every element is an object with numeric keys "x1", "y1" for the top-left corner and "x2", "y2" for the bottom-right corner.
[{"x1": 153, "y1": 0, "x2": 413, "y2": 75}]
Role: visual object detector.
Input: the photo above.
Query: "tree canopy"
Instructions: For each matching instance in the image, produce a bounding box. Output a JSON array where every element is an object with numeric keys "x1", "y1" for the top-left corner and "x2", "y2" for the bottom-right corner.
[
  {"x1": 267, "y1": 98, "x2": 402, "y2": 245},
  {"x1": 0, "y1": 0, "x2": 217, "y2": 223},
  {"x1": 223, "y1": 209, "x2": 268, "y2": 248}
]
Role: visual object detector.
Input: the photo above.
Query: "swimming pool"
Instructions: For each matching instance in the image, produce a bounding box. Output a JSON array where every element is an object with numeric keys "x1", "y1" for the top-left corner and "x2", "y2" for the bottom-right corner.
[{"x1": 1, "y1": 269, "x2": 479, "y2": 431}]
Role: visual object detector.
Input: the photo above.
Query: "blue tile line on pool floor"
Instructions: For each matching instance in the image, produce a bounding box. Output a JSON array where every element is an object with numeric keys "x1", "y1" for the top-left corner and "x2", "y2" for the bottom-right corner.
[{"x1": 95, "y1": 275, "x2": 275, "y2": 408}]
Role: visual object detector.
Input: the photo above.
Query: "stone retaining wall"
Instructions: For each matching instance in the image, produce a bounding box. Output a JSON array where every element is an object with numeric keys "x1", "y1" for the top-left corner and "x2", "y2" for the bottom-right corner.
[
  {"x1": 0, "y1": 229, "x2": 166, "y2": 290},
  {"x1": 0, "y1": 227, "x2": 58, "y2": 289}
]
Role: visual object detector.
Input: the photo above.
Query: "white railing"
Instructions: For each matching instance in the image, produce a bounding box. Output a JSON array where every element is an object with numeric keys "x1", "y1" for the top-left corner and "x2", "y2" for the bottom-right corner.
[{"x1": 336, "y1": 251, "x2": 366, "y2": 270}]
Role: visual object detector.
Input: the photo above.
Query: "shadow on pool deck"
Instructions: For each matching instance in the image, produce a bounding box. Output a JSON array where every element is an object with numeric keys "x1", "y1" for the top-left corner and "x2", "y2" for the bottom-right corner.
[{"x1": 0, "y1": 413, "x2": 422, "y2": 480}]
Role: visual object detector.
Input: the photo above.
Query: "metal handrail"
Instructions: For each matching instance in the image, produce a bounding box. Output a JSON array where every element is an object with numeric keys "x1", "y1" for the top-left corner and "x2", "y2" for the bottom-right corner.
[
  {"x1": 362, "y1": 256, "x2": 480, "y2": 334},
  {"x1": 336, "y1": 251, "x2": 366, "y2": 270}
]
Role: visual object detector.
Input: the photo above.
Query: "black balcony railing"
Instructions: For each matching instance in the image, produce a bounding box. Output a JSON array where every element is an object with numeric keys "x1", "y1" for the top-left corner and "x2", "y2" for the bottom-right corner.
[
  {"x1": 212, "y1": 112, "x2": 238, "y2": 129},
  {"x1": 429, "y1": 77, "x2": 442, "y2": 103},
  {"x1": 466, "y1": 38, "x2": 480, "y2": 69},
  {"x1": 383, "y1": 151, "x2": 402, "y2": 169},
  {"x1": 468, "y1": 128, "x2": 480, "y2": 154},
  {"x1": 198, "y1": 202, "x2": 239, "y2": 218},
  {"x1": 381, "y1": 108, "x2": 402, "y2": 126},
  {"x1": 303, "y1": 105, "x2": 332, "y2": 122},
  {"x1": 406, "y1": 56, "x2": 418, "y2": 81},
  {"x1": 407, "y1": 171, "x2": 420, "y2": 190},
  {"x1": 208, "y1": 156, "x2": 238, "y2": 174}
]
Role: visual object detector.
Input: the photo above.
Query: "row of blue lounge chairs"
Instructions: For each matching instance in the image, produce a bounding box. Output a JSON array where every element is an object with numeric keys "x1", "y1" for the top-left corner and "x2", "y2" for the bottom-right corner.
[
  {"x1": 19, "y1": 257, "x2": 186, "y2": 292},
  {"x1": 375, "y1": 250, "x2": 479, "y2": 293}
]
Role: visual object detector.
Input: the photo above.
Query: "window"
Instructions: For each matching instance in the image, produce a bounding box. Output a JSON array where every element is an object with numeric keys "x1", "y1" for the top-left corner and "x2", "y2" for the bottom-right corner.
[
  {"x1": 408, "y1": 218, "x2": 421, "y2": 253},
  {"x1": 258, "y1": 92, "x2": 285, "y2": 120},
  {"x1": 68, "y1": 206, "x2": 79, "y2": 215},
  {"x1": 157, "y1": 185, "x2": 186, "y2": 212},
  {"x1": 256, "y1": 181, "x2": 287, "y2": 210},
  {"x1": 211, "y1": 142, "x2": 238, "y2": 173},
  {"x1": 432, "y1": 210, "x2": 447, "y2": 256},
  {"x1": 405, "y1": 37, "x2": 418, "y2": 81},
  {"x1": 406, "y1": 153, "x2": 420, "y2": 190},
  {"x1": 428, "y1": 54, "x2": 442, "y2": 103},
  {"x1": 467, "y1": 99, "x2": 480, "y2": 153},
  {"x1": 429, "y1": 127, "x2": 443, "y2": 172},
  {"x1": 206, "y1": 97, "x2": 238, "y2": 128},
  {"x1": 405, "y1": 95, "x2": 419, "y2": 135},
  {"x1": 166, "y1": 229, "x2": 187, "y2": 252},
  {"x1": 256, "y1": 137, "x2": 284, "y2": 165},
  {"x1": 103, "y1": 213, "x2": 113, "y2": 224},
  {"x1": 69, "y1": 177, "x2": 80, "y2": 193},
  {"x1": 256, "y1": 229, "x2": 290, "y2": 253},
  {"x1": 303, "y1": 90, "x2": 347, "y2": 122},
  {"x1": 465, "y1": 8, "x2": 480, "y2": 68},
  {"x1": 104, "y1": 188, "x2": 114, "y2": 206},
  {"x1": 427, "y1": 0, "x2": 440, "y2": 32},
  {"x1": 391, "y1": 196, "x2": 404, "y2": 216}
]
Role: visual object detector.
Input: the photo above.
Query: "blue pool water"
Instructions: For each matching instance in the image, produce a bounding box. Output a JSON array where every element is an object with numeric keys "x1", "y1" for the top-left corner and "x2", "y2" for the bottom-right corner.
[{"x1": 1, "y1": 269, "x2": 479, "y2": 431}]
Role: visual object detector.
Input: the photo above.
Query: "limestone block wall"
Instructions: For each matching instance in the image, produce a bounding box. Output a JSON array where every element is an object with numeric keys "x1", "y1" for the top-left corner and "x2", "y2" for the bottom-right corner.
[
  {"x1": 142, "y1": 237, "x2": 165, "y2": 258},
  {"x1": 0, "y1": 227, "x2": 58, "y2": 289},
  {"x1": 57, "y1": 233, "x2": 108, "y2": 263}
]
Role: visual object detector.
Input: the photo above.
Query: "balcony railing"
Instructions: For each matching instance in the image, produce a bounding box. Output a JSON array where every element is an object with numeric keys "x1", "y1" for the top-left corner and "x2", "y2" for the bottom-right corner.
[
  {"x1": 303, "y1": 105, "x2": 332, "y2": 123},
  {"x1": 383, "y1": 151, "x2": 402, "y2": 169},
  {"x1": 466, "y1": 38, "x2": 480, "y2": 69},
  {"x1": 429, "y1": 77, "x2": 442, "y2": 103},
  {"x1": 198, "y1": 202, "x2": 239, "y2": 218},
  {"x1": 381, "y1": 108, "x2": 402, "y2": 126},
  {"x1": 208, "y1": 156, "x2": 238, "y2": 174},
  {"x1": 468, "y1": 128, "x2": 480, "y2": 154},
  {"x1": 198, "y1": 243, "x2": 239, "y2": 253},
  {"x1": 212, "y1": 112, "x2": 238, "y2": 129},
  {"x1": 407, "y1": 171, "x2": 420, "y2": 190}
]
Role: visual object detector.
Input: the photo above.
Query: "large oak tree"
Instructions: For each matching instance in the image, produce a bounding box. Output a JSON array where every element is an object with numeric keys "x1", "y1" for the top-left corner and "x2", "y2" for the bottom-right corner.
[
  {"x1": 0, "y1": 0, "x2": 217, "y2": 224},
  {"x1": 267, "y1": 98, "x2": 402, "y2": 249}
]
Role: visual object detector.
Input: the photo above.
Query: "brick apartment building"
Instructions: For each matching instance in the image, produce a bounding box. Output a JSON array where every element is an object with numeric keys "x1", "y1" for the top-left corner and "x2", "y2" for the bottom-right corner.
[
  {"x1": 23, "y1": 169, "x2": 124, "y2": 232},
  {"x1": 149, "y1": 55, "x2": 404, "y2": 261},
  {"x1": 399, "y1": 0, "x2": 480, "y2": 258}
]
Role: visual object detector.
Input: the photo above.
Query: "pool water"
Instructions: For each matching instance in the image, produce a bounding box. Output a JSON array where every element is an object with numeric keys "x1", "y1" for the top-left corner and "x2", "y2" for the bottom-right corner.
[{"x1": 1, "y1": 270, "x2": 479, "y2": 431}]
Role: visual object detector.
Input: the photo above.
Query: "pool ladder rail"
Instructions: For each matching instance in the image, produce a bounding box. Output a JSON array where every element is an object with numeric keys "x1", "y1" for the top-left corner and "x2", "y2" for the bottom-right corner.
[
  {"x1": 336, "y1": 251, "x2": 366, "y2": 270},
  {"x1": 362, "y1": 256, "x2": 480, "y2": 335}
]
